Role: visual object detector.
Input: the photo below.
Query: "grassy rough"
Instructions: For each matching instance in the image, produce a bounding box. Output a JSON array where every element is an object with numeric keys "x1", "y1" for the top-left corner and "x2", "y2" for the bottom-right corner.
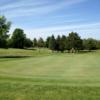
[
  {"x1": 0, "y1": 49, "x2": 100, "y2": 100},
  {"x1": 0, "y1": 48, "x2": 52, "y2": 57}
]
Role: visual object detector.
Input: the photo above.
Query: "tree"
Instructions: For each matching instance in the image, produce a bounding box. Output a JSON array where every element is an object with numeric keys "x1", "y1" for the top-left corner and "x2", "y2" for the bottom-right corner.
[
  {"x1": 7, "y1": 38, "x2": 13, "y2": 48},
  {"x1": 49, "y1": 35, "x2": 56, "y2": 51},
  {"x1": 59, "y1": 35, "x2": 67, "y2": 52},
  {"x1": 33, "y1": 38, "x2": 38, "y2": 47},
  {"x1": 0, "y1": 16, "x2": 11, "y2": 48},
  {"x1": 45, "y1": 36, "x2": 50, "y2": 48},
  {"x1": 11, "y1": 28, "x2": 26, "y2": 49},
  {"x1": 66, "y1": 37, "x2": 70, "y2": 52},
  {"x1": 55, "y1": 35, "x2": 67, "y2": 52},
  {"x1": 83, "y1": 38, "x2": 97, "y2": 51},
  {"x1": 25, "y1": 38, "x2": 33, "y2": 48},
  {"x1": 96, "y1": 40, "x2": 100, "y2": 49},
  {"x1": 55, "y1": 35, "x2": 61, "y2": 51},
  {"x1": 67, "y1": 32, "x2": 83, "y2": 52},
  {"x1": 37, "y1": 37, "x2": 45, "y2": 48}
]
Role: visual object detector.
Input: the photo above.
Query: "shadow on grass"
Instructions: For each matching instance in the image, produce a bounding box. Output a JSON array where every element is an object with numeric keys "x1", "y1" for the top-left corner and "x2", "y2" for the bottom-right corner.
[
  {"x1": 78, "y1": 50, "x2": 96, "y2": 54},
  {"x1": 0, "y1": 56, "x2": 31, "y2": 58},
  {"x1": 24, "y1": 48, "x2": 37, "y2": 50}
]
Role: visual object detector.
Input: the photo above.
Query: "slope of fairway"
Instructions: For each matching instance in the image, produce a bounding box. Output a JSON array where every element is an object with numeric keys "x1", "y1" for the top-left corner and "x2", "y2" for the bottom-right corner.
[
  {"x1": 0, "y1": 50, "x2": 100, "y2": 100},
  {"x1": 0, "y1": 50, "x2": 100, "y2": 86}
]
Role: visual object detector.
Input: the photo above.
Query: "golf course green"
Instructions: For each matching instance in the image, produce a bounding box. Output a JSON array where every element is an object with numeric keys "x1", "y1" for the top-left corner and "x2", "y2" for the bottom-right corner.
[{"x1": 0, "y1": 49, "x2": 100, "y2": 100}]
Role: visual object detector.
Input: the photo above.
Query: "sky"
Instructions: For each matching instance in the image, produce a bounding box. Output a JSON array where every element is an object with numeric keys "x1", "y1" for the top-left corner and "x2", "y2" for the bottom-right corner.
[{"x1": 0, "y1": 0, "x2": 100, "y2": 39}]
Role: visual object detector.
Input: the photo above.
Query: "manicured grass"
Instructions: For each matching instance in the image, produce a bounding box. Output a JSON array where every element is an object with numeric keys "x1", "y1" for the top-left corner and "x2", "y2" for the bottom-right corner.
[{"x1": 0, "y1": 49, "x2": 100, "y2": 100}]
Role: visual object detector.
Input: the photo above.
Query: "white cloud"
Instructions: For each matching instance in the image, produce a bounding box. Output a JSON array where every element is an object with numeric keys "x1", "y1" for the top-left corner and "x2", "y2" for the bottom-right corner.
[
  {"x1": 1, "y1": 0, "x2": 87, "y2": 18},
  {"x1": 25, "y1": 22, "x2": 100, "y2": 33},
  {"x1": 9, "y1": 22, "x2": 99, "y2": 39}
]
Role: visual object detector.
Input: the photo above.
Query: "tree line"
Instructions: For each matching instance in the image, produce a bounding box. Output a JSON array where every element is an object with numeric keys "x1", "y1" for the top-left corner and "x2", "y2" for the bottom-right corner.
[
  {"x1": 0, "y1": 16, "x2": 100, "y2": 52},
  {"x1": 33, "y1": 34, "x2": 100, "y2": 52}
]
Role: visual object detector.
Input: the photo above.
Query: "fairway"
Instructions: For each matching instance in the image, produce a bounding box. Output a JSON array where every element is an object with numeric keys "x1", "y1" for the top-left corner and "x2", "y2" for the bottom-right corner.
[{"x1": 0, "y1": 50, "x2": 100, "y2": 100}]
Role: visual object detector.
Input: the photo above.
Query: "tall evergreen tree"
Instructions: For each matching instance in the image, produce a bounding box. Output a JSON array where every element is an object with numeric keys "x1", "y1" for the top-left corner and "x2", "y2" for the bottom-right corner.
[
  {"x1": 55, "y1": 35, "x2": 61, "y2": 51},
  {"x1": 46, "y1": 36, "x2": 50, "y2": 48},
  {"x1": 60, "y1": 35, "x2": 67, "y2": 52},
  {"x1": 49, "y1": 35, "x2": 56, "y2": 51},
  {"x1": 33, "y1": 38, "x2": 38, "y2": 47}
]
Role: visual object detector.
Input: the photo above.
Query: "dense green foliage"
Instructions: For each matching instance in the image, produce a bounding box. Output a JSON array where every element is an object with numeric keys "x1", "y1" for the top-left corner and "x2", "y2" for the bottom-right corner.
[
  {"x1": 10, "y1": 28, "x2": 26, "y2": 48},
  {"x1": 44, "y1": 33, "x2": 100, "y2": 52},
  {"x1": 83, "y1": 38, "x2": 100, "y2": 51},
  {"x1": 24, "y1": 38, "x2": 33, "y2": 48},
  {"x1": 33, "y1": 32, "x2": 100, "y2": 52},
  {"x1": 67, "y1": 32, "x2": 83, "y2": 52},
  {"x1": 33, "y1": 38, "x2": 38, "y2": 47},
  {"x1": 9, "y1": 28, "x2": 33, "y2": 49},
  {"x1": 0, "y1": 16, "x2": 11, "y2": 48},
  {"x1": 48, "y1": 35, "x2": 56, "y2": 51}
]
